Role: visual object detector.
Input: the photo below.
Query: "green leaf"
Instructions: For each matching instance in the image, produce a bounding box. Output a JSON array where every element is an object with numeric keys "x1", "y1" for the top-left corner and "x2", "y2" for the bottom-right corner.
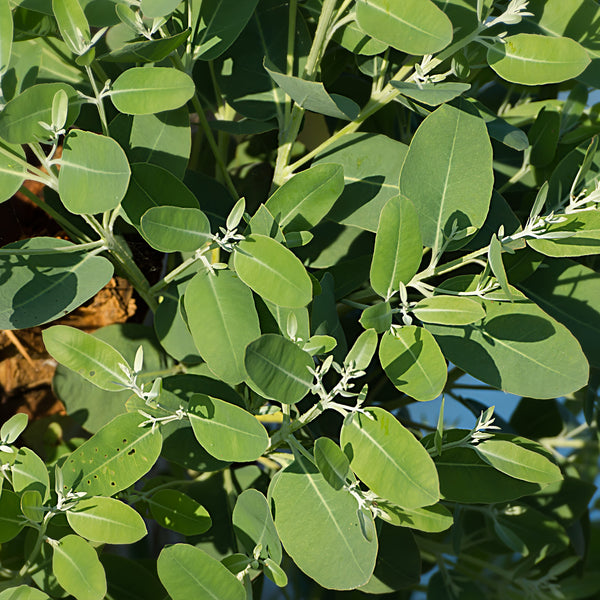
[
  {"x1": 519, "y1": 259, "x2": 600, "y2": 368},
  {"x1": 529, "y1": 107, "x2": 560, "y2": 167},
  {"x1": 487, "y1": 34, "x2": 591, "y2": 86},
  {"x1": 110, "y1": 67, "x2": 195, "y2": 115},
  {"x1": 265, "y1": 164, "x2": 344, "y2": 232},
  {"x1": 184, "y1": 270, "x2": 261, "y2": 385},
  {"x1": 333, "y1": 19, "x2": 388, "y2": 55},
  {"x1": 345, "y1": 328, "x2": 378, "y2": 371},
  {"x1": 379, "y1": 326, "x2": 447, "y2": 401},
  {"x1": 52, "y1": 535, "x2": 106, "y2": 600},
  {"x1": 315, "y1": 133, "x2": 408, "y2": 232},
  {"x1": 0, "y1": 140, "x2": 27, "y2": 203},
  {"x1": 54, "y1": 324, "x2": 173, "y2": 433},
  {"x1": 0, "y1": 0, "x2": 12, "y2": 77},
  {"x1": 43, "y1": 325, "x2": 130, "y2": 392},
  {"x1": 60, "y1": 412, "x2": 163, "y2": 497},
  {"x1": 475, "y1": 439, "x2": 563, "y2": 484},
  {"x1": 141, "y1": 206, "x2": 211, "y2": 252},
  {"x1": 234, "y1": 234, "x2": 312, "y2": 308},
  {"x1": 232, "y1": 489, "x2": 281, "y2": 563},
  {"x1": 244, "y1": 334, "x2": 313, "y2": 405},
  {"x1": 313, "y1": 437, "x2": 352, "y2": 491},
  {"x1": 399, "y1": 104, "x2": 493, "y2": 252},
  {"x1": 303, "y1": 334, "x2": 336, "y2": 355},
  {"x1": 121, "y1": 163, "x2": 199, "y2": 227},
  {"x1": 12, "y1": 447, "x2": 50, "y2": 501},
  {"x1": 0, "y1": 586, "x2": 50, "y2": 600},
  {"x1": 269, "y1": 452, "x2": 377, "y2": 590},
  {"x1": 1, "y1": 413, "x2": 28, "y2": 444},
  {"x1": 0, "y1": 490, "x2": 24, "y2": 543},
  {"x1": 0, "y1": 238, "x2": 113, "y2": 330},
  {"x1": 0, "y1": 83, "x2": 80, "y2": 143},
  {"x1": 359, "y1": 302, "x2": 393, "y2": 333},
  {"x1": 193, "y1": 0, "x2": 259, "y2": 61},
  {"x1": 66, "y1": 497, "x2": 147, "y2": 544},
  {"x1": 356, "y1": 0, "x2": 452, "y2": 55},
  {"x1": 140, "y1": 0, "x2": 180, "y2": 17},
  {"x1": 488, "y1": 234, "x2": 512, "y2": 300},
  {"x1": 158, "y1": 544, "x2": 245, "y2": 600},
  {"x1": 264, "y1": 60, "x2": 359, "y2": 121},
  {"x1": 147, "y1": 489, "x2": 212, "y2": 536},
  {"x1": 263, "y1": 558, "x2": 288, "y2": 588},
  {"x1": 59, "y1": 130, "x2": 131, "y2": 214},
  {"x1": 52, "y1": 0, "x2": 90, "y2": 55},
  {"x1": 101, "y1": 555, "x2": 165, "y2": 600},
  {"x1": 528, "y1": 210, "x2": 600, "y2": 257},
  {"x1": 111, "y1": 108, "x2": 191, "y2": 179},
  {"x1": 376, "y1": 501, "x2": 453, "y2": 533},
  {"x1": 370, "y1": 195, "x2": 422, "y2": 299},
  {"x1": 425, "y1": 289, "x2": 589, "y2": 398},
  {"x1": 412, "y1": 296, "x2": 485, "y2": 326},
  {"x1": 433, "y1": 446, "x2": 542, "y2": 504},
  {"x1": 187, "y1": 394, "x2": 269, "y2": 462},
  {"x1": 311, "y1": 272, "x2": 347, "y2": 360},
  {"x1": 340, "y1": 407, "x2": 439, "y2": 509},
  {"x1": 101, "y1": 30, "x2": 190, "y2": 63},
  {"x1": 359, "y1": 524, "x2": 420, "y2": 594},
  {"x1": 392, "y1": 81, "x2": 471, "y2": 107}
]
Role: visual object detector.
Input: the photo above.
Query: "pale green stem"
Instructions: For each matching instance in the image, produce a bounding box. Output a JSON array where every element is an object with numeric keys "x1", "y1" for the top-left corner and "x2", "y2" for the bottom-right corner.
[
  {"x1": 0, "y1": 143, "x2": 54, "y2": 184},
  {"x1": 149, "y1": 244, "x2": 214, "y2": 295},
  {"x1": 272, "y1": 0, "x2": 339, "y2": 186},
  {"x1": 85, "y1": 65, "x2": 109, "y2": 137}
]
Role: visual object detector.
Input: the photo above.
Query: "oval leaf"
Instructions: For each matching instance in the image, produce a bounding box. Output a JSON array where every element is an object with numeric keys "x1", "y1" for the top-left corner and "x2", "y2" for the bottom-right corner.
[
  {"x1": 0, "y1": 238, "x2": 113, "y2": 330},
  {"x1": 0, "y1": 490, "x2": 24, "y2": 543},
  {"x1": 399, "y1": 104, "x2": 493, "y2": 253},
  {"x1": 244, "y1": 334, "x2": 313, "y2": 405},
  {"x1": 370, "y1": 195, "x2": 422, "y2": 299},
  {"x1": 141, "y1": 206, "x2": 211, "y2": 252},
  {"x1": 265, "y1": 163, "x2": 344, "y2": 232},
  {"x1": 60, "y1": 412, "x2": 162, "y2": 497},
  {"x1": 184, "y1": 270, "x2": 261, "y2": 385},
  {"x1": 111, "y1": 67, "x2": 195, "y2": 115},
  {"x1": 340, "y1": 407, "x2": 440, "y2": 509},
  {"x1": 187, "y1": 394, "x2": 269, "y2": 462},
  {"x1": 52, "y1": 535, "x2": 106, "y2": 600},
  {"x1": 148, "y1": 489, "x2": 212, "y2": 536},
  {"x1": 270, "y1": 452, "x2": 377, "y2": 590},
  {"x1": 0, "y1": 83, "x2": 80, "y2": 144},
  {"x1": 234, "y1": 234, "x2": 312, "y2": 308},
  {"x1": 0, "y1": 586, "x2": 51, "y2": 600},
  {"x1": 59, "y1": 130, "x2": 131, "y2": 214},
  {"x1": 66, "y1": 497, "x2": 147, "y2": 544},
  {"x1": 487, "y1": 34, "x2": 591, "y2": 85},
  {"x1": 232, "y1": 489, "x2": 281, "y2": 563},
  {"x1": 314, "y1": 437, "x2": 352, "y2": 491},
  {"x1": 475, "y1": 439, "x2": 563, "y2": 484},
  {"x1": 412, "y1": 296, "x2": 486, "y2": 326},
  {"x1": 157, "y1": 544, "x2": 245, "y2": 600},
  {"x1": 379, "y1": 326, "x2": 447, "y2": 401},
  {"x1": 425, "y1": 291, "x2": 589, "y2": 399},
  {"x1": 43, "y1": 325, "x2": 130, "y2": 392},
  {"x1": 356, "y1": 0, "x2": 452, "y2": 55}
]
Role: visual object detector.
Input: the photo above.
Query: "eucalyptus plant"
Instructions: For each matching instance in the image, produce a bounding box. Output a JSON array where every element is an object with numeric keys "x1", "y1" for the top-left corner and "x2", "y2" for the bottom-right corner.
[{"x1": 1, "y1": 0, "x2": 600, "y2": 598}]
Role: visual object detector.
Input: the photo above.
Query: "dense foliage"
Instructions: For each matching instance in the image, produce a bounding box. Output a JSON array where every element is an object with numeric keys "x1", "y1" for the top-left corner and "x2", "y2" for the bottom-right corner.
[{"x1": 1, "y1": 0, "x2": 600, "y2": 598}]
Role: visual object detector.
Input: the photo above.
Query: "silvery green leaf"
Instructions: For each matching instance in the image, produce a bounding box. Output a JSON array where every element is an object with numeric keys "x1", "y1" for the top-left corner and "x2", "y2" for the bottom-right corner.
[
  {"x1": 530, "y1": 181, "x2": 548, "y2": 222},
  {"x1": 134, "y1": 345, "x2": 144, "y2": 374},
  {"x1": 0, "y1": 413, "x2": 28, "y2": 444},
  {"x1": 227, "y1": 197, "x2": 246, "y2": 230},
  {"x1": 52, "y1": 89, "x2": 69, "y2": 130}
]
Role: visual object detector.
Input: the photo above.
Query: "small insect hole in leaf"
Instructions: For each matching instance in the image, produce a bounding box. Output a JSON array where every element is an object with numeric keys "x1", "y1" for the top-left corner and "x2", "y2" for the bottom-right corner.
[{"x1": 128, "y1": 449, "x2": 135, "y2": 455}]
